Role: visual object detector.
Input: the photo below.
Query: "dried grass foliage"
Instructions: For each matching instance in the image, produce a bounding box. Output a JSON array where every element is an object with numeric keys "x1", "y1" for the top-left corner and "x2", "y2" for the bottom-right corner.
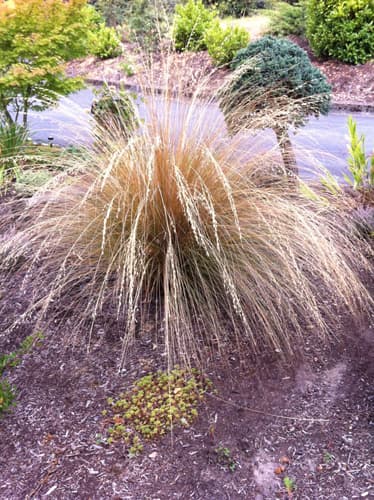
[{"x1": 0, "y1": 70, "x2": 371, "y2": 368}]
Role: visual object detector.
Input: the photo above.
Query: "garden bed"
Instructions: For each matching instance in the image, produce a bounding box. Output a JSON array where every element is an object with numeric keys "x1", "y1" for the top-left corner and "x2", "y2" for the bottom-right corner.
[
  {"x1": 66, "y1": 38, "x2": 374, "y2": 109},
  {"x1": 0, "y1": 188, "x2": 373, "y2": 499}
]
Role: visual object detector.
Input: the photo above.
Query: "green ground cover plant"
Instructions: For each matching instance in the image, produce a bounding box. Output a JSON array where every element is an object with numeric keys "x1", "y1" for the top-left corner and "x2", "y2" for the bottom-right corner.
[
  {"x1": 104, "y1": 368, "x2": 211, "y2": 454},
  {"x1": 0, "y1": 379, "x2": 15, "y2": 414}
]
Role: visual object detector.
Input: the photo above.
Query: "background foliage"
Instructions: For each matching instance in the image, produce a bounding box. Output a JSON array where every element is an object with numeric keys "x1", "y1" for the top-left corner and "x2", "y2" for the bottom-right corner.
[
  {"x1": 306, "y1": 0, "x2": 374, "y2": 64},
  {"x1": 0, "y1": 0, "x2": 99, "y2": 126},
  {"x1": 267, "y1": 0, "x2": 307, "y2": 36}
]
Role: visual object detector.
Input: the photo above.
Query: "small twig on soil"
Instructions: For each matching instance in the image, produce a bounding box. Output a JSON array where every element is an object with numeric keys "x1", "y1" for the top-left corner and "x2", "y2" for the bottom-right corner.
[
  {"x1": 26, "y1": 456, "x2": 60, "y2": 499},
  {"x1": 207, "y1": 392, "x2": 329, "y2": 423}
]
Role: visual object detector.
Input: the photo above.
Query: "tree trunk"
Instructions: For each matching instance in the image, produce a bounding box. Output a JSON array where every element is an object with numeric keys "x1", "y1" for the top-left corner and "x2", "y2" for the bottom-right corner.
[
  {"x1": 274, "y1": 126, "x2": 298, "y2": 179},
  {"x1": 22, "y1": 100, "x2": 29, "y2": 128}
]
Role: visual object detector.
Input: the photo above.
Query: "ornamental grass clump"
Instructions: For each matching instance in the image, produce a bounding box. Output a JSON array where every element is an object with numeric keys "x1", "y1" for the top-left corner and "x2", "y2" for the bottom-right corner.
[{"x1": 0, "y1": 79, "x2": 371, "y2": 368}]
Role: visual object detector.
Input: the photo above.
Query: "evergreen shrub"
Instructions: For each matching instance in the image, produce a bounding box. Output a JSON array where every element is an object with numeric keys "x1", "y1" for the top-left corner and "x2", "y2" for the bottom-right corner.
[{"x1": 306, "y1": 0, "x2": 374, "y2": 64}]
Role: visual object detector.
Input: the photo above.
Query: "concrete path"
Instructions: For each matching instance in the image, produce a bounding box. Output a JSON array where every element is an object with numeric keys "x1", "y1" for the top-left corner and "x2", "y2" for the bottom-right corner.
[{"x1": 27, "y1": 87, "x2": 374, "y2": 181}]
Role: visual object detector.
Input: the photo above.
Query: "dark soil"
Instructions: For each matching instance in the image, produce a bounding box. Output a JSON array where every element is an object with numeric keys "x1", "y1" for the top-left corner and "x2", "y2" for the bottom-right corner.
[{"x1": 0, "y1": 194, "x2": 373, "y2": 499}]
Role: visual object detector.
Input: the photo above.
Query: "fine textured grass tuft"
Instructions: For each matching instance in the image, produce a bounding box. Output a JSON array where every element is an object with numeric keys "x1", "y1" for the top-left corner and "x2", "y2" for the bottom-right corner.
[{"x1": 0, "y1": 76, "x2": 371, "y2": 368}]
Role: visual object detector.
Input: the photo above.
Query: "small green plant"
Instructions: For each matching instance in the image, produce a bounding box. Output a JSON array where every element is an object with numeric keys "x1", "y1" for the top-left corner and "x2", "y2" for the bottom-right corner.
[
  {"x1": 0, "y1": 332, "x2": 43, "y2": 415},
  {"x1": 213, "y1": 444, "x2": 238, "y2": 472},
  {"x1": 283, "y1": 476, "x2": 296, "y2": 496},
  {"x1": 204, "y1": 20, "x2": 249, "y2": 66},
  {"x1": 173, "y1": 0, "x2": 216, "y2": 52},
  {"x1": 120, "y1": 61, "x2": 136, "y2": 77},
  {"x1": 0, "y1": 332, "x2": 44, "y2": 375},
  {"x1": 104, "y1": 368, "x2": 212, "y2": 456},
  {"x1": 88, "y1": 25, "x2": 122, "y2": 59},
  {"x1": 323, "y1": 451, "x2": 334, "y2": 464},
  {"x1": 0, "y1": 379, "x2": 15, "y2": 414},
  {"x1": 345, "y1": 116, "x2": 374, "y2": 190}
]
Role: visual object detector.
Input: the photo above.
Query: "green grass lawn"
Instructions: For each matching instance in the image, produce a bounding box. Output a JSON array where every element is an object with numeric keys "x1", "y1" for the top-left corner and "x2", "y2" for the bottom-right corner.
[
  {"x1": 221, "y1": 14, "x2": 271, "y2": 39},
  {"x1": 220, "y1": 2, "x2": 290, "y2": 40}
]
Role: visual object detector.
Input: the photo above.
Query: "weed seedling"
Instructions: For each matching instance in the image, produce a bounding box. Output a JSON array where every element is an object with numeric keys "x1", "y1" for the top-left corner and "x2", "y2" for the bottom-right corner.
[
  {"x1": 283, "y1": 476, "x2": 296, "y2": 497},
  {"x1": 213, "y1": 444, "x2": 238, "y2": 473},
  {"x1": 323, "y1": 451, "x2": 334, "y2": 464}
]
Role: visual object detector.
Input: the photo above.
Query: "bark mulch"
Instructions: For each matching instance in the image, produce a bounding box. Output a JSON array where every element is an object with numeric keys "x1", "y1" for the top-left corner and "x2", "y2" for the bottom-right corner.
[{"x1": 0, "y1": 192, "x2": 373, "y2": 499}]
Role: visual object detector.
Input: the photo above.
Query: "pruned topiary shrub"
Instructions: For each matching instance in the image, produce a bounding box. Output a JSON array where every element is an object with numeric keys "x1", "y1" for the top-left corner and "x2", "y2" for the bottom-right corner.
[
  {"x1": 219, "y1": 36, "x2": 331, "y2": 173},
  {"x1": 306, "y1": 0, "x2": 374, "y2": 64}
]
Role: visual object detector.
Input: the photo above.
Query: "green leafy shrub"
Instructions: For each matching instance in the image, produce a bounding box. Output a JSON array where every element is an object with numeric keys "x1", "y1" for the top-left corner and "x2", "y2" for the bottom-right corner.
[
  {"x1": 267, "y1": 1, "x2": 307, "y2": 36},
  {"x1": 204, "y1": 20, "x2": 249, "y2": 65},
  {"x1": 105, "y1": 368, "x2": 211, "y2": 453},
  {"x1": 173, "y1": 0, "x2": 216, "y2": 51},
  {"x1": 88, "y1": 25, "x2": 122, "y2": 59},
  {"x1": 306, "y1": 0, "x2": 374, "y2": 64},
  {"x1": 0, "y1": 123, "x2": 28, "y2": 185}
]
